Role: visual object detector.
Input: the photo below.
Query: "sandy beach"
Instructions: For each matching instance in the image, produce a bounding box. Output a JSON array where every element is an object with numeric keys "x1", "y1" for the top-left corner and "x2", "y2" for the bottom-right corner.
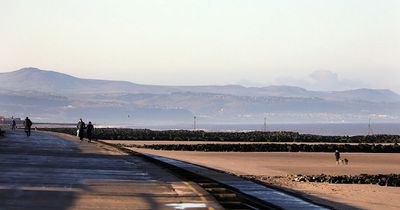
[{"x1": 118, "y1": 146, "x2": 400, "y2": 210}]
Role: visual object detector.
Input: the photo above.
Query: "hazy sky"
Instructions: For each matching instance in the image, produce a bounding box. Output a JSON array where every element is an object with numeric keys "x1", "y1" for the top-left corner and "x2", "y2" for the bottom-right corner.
[{"x1": 1, "y1": 0, "x2": 399, "y2": 91}]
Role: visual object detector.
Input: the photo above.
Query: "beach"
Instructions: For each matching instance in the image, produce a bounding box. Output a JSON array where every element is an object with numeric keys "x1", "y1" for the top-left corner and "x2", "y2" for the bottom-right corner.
[{"x1": 117, "y1": 145, "x2": 400, "y2": 210}]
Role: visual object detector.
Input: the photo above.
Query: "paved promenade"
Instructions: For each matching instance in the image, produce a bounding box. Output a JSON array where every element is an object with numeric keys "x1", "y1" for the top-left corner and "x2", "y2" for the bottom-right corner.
[{"x1": 0, "y1": 130, "x2": 221, "y2": 210}]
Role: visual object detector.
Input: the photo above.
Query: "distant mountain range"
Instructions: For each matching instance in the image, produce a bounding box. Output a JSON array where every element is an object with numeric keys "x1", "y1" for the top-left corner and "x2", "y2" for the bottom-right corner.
[{"x1": 1, "y1": 67, "x2": 400, "y2": 124}]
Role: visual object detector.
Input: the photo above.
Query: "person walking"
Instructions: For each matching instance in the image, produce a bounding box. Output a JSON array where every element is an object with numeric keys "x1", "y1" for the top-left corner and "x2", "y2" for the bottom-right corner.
[
  {"x1": 11, "y1": 119, "x2": 16, "y2": 131},
  {"x1": 335, "y1": 150, "x2": 341, "y2": 165},
  {"x1": 77, "y1": 118, "x2": 86, "y2": 141},
  {"x1": 24, "y1": 117, "x2": 32, "y2": 137},
  {"x1": 86, "y1": 121, "x2": 94, "y2": 143}
]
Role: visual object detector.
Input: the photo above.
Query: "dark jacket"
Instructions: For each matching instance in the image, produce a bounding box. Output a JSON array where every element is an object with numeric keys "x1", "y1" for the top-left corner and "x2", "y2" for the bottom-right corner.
[
  {"x1": 77, "y1": 121, "x2": 86, "y2": 131},
  {"x1": 335, "y1": 151, "x2": 340, "y2": 160},
  {"x1": 24, "y1": 119, "x2": 32, "y2": 128},
  {"x1": 86, "y1": 123, "x2": 94, "y2": 134}
]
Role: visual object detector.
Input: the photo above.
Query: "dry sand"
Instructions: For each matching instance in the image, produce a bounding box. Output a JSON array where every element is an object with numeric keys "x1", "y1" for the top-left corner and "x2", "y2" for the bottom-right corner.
[
  {"x1": 118, "y1": 146, "x2": 400, "y2": 210},
  {"x1": 124, "y1": 149, "x2": 400, "y2": 176}
]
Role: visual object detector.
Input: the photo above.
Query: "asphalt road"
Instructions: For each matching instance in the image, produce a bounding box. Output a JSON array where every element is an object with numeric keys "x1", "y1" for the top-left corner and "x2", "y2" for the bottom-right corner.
[{"x1": 0, "y1": 130, "x2": 221, "y2": 210}]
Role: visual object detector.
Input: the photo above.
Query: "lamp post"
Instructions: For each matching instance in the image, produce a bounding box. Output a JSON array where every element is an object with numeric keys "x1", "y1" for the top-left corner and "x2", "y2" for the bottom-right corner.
[
  {"x1": 263, "y1": 116, "x2": 267, "y2": 132},
  {"x1": 193, "y1": 116, "x2": 197, "y2": 130}
]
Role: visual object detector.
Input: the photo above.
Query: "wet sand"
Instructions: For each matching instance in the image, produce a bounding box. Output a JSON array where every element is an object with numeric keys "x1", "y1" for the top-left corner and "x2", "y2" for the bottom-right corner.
[{"x1": 121, "y1": 147, "x2": 400, "y2": 210}]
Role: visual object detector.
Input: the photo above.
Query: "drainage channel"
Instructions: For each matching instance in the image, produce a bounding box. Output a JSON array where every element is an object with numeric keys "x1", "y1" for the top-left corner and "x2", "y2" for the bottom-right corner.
[{"x1": 143, "y1": 155, "x2": 282, "y2": 210}]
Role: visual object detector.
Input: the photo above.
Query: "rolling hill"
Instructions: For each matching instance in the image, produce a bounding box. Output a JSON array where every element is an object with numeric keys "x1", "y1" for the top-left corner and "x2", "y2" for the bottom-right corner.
[
  {"x1": 1, "y1": 67, "x2": 399, "y2": 102},
  {"x1": 0, "y1": 67, "x2": 400, "y2": 123}
]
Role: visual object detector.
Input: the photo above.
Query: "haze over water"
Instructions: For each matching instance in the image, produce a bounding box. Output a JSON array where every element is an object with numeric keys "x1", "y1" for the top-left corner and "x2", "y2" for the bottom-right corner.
[{"x1": 118, "y1": 123, "x2": 400, "y2": 136}]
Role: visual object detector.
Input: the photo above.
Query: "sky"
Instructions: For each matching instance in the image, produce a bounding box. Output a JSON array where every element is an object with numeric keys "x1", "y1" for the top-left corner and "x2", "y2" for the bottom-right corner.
[{"x1": 0, "y1": 0, "x2": 399, "y2": 92}]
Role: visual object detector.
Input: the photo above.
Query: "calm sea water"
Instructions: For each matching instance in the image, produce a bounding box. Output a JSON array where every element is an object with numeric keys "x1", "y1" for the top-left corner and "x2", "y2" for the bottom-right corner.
[{"x1": 130, "y1": 123, "x2": 400, "y2": 136}]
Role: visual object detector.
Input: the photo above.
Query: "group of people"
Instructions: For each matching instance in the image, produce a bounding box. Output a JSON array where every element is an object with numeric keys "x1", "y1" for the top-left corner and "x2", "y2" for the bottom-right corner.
[
  {"x1": 77, "y1": 118, "x2": 94, "y2": 142},
  {"x1": 10, "y1": 117, "x2": 95, "y2": 142},
  {"x1": 10, "y1": 117, "x2": 32, "y2": 137}
]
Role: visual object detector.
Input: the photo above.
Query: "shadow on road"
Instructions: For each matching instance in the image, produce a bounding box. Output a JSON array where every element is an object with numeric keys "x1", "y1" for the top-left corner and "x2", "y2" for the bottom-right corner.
[{"x1": 0, "y1": 130, "x2": 214, "y2": 209}]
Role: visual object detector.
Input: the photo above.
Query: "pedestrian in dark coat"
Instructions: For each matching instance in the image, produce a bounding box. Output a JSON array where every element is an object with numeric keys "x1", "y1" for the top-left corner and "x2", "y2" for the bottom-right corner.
[
  {"x1": 77, "y1": 119, "x2": 86, "y2": 141},
  {"x1": 24, "y1": 117, "x2": 32, "y2": 137},
  {"x1": 335, "y1": 150, "x2": 341, "y2": 165},
  {"x1": 86, "y1": 121, "x2": 94, "y2": 142},
  {"x1": 11, "y1": 119, "x2": 16, "y2": 131}
]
